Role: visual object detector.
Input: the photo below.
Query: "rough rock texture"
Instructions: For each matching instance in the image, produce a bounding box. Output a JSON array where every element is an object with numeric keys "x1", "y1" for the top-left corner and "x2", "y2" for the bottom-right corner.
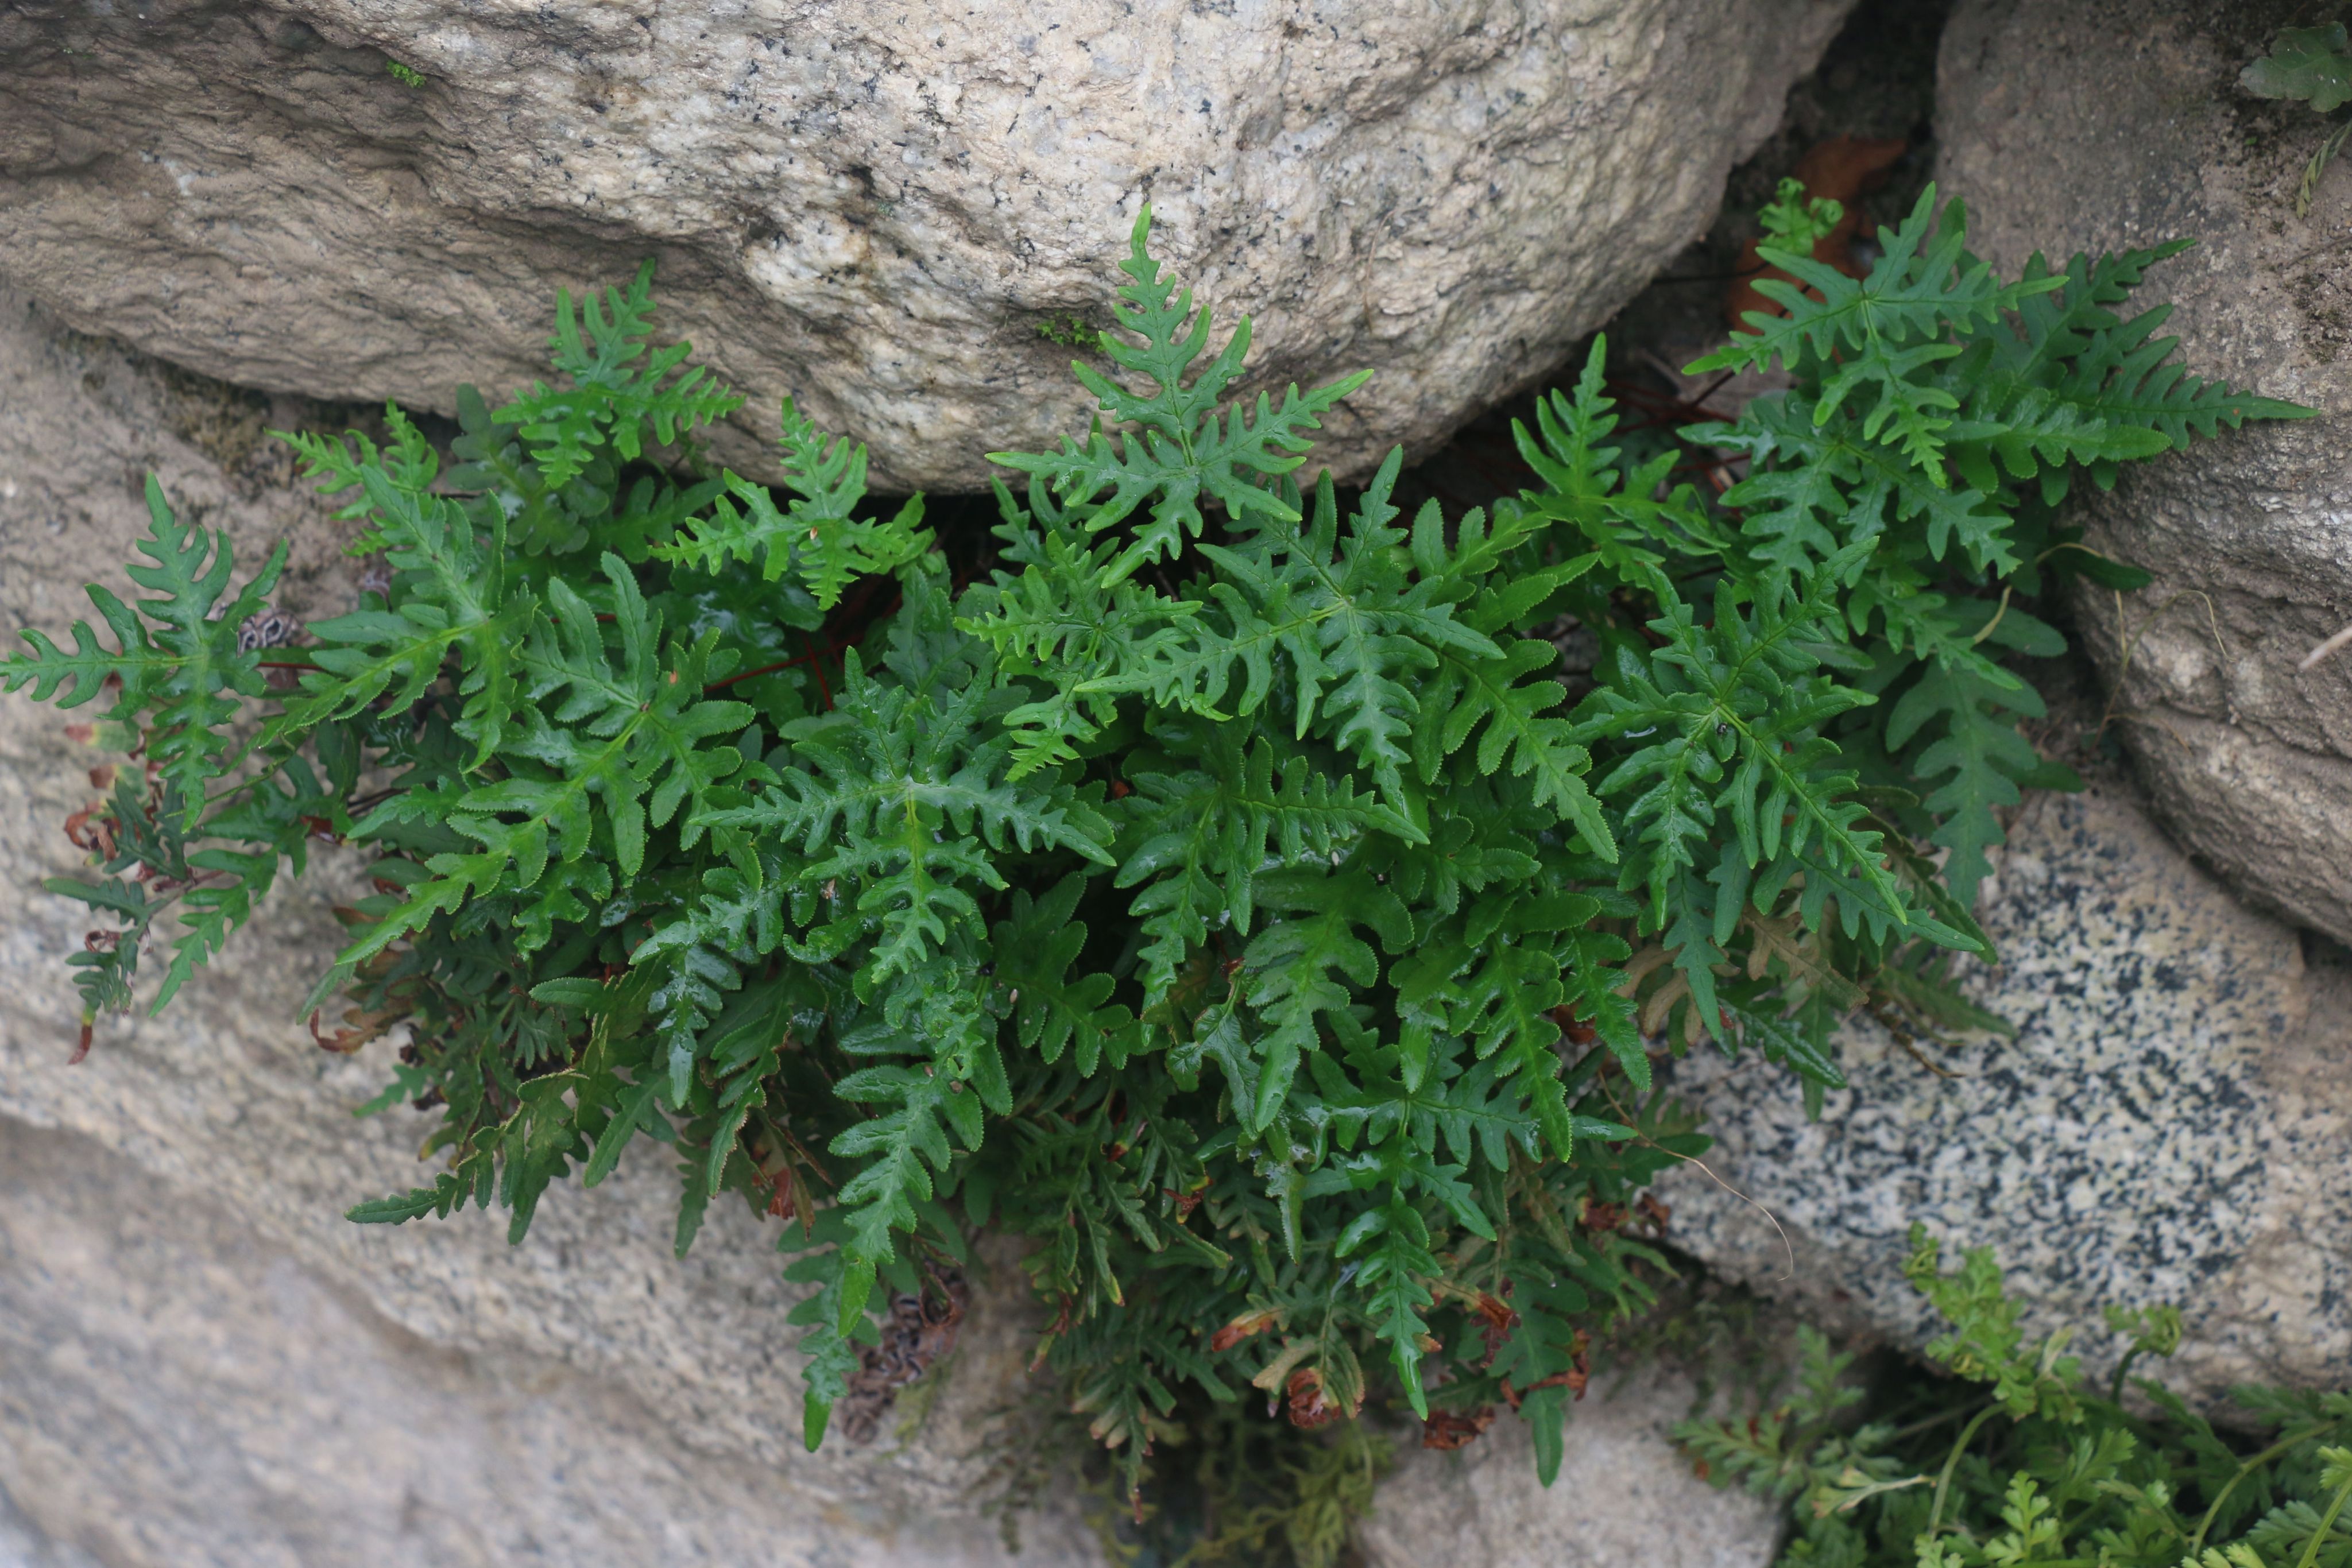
[
  {"x1": 1357, "y1": 1369, "x2": 1782, "y2": 1568},
  {"x1": 1658, "y1": 776, "x2": 2352, "y2": 1412},
  {"x1": 0, "y1": 285, "x2": 1106, "y2": 1567},
  {"x1": 0, "y1": 1122, "x2": 1095, "y2": 1568},
  {"x1": 1937, "y1": 0, "x2": 2352, "y2": 943},
  {"x1": 1, "y1": 0, "x2": 1852, "y2": 491}
]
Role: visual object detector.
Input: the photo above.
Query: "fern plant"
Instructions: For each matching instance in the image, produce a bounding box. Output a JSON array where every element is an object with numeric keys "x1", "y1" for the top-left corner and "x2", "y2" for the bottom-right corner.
[
  {"x1": 1681, "y1": 1226, "x2": 2352, "y2": 1568},
  {"x1": 3, "y1": 194, "x2": 2297, "y2": 1502}
]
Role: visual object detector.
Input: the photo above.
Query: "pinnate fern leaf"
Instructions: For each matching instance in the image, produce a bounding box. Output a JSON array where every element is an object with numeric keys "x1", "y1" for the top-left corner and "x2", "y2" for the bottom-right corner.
[
  {"x1": 4, "y1": 479, "x2": 285, "y2": 824},
  {"x1": 496, "y1": 260, "x2": 743, "y2": 486},
  {"x1": 656, "y1": 397, "x2": 931, "y2": 605},
  {"x1": 989, "y1": 206, "x2": 1370, "y2": 587}
]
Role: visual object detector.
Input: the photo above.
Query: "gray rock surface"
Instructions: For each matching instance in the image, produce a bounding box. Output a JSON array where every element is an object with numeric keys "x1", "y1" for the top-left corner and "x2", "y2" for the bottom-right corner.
[
  {"x1": 1357, "y1": 1369, "x2": 1782, "y2": 1568},
  {"x1": 1658, "y1": 777, "x2": 2352, "y2": 1412},
  {"x1": 1936, "y1": 0, "x2": 2352, "y2": 943},
  {"x1": 1, "y1": 0, "x2": 1852, "y2": 491},
  {"x1": 0, "y1": 1121, "x2": 1090, "y2": 1568}
]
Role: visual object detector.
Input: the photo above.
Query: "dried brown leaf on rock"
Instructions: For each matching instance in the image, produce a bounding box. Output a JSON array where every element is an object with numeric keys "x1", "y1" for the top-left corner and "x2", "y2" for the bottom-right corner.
[{"x1": 1419, "y1": 1404, "x2": 1496, "y2": 1450}]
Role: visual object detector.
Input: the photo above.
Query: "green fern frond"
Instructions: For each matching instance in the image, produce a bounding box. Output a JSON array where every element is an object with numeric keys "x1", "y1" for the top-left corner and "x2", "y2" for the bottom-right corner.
[
  {"x1": 1695, "y1": 189, "x2": 2061, "y2": 474},
  {"x1": 988, "y1": 206, "x2": 1371, "y2": 587},
  {"x1": 496, "y1": 260, "x2": 743, "y2": 486},
  {"x1": 3, "y1": 479, "x2": 285, "y2": 824},
  {"x1": 656, "y1": 397, "x2": 930, "y2": 604}
]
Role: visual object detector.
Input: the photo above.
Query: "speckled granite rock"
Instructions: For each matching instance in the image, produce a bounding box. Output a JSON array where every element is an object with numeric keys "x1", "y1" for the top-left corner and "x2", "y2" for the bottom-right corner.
[
  {"x1": 1357, "y1": 1367, "x2": 1782, "y2": 1568},
  {"x1": 1936, "y1": 0, "x2": 2352, "y2": 943},
  {"x1": 1658, "y1": 780, "x2": 2352, "y2": 1411},
  {"x1": 1, "y1": 0, "x2": 1852, "y2": 490}
]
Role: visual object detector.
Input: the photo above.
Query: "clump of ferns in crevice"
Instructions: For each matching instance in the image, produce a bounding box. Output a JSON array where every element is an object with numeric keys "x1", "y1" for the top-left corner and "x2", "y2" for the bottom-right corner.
[{"x1": 4, "y1": 192, "x2": 2299, "y2": 1503}]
